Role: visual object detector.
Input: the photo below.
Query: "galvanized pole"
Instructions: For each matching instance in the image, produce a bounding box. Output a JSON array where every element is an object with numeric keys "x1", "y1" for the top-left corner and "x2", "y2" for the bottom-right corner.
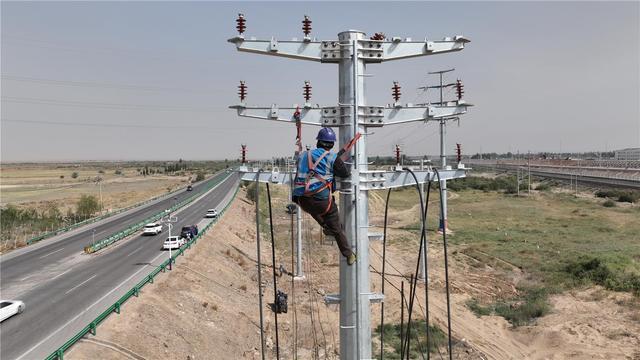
[
  {"x1": 528, "y1": 151, "x2": 531, "y2": 195},
  {"x1": 337, "y1": 30, "x2": 371, "y2": 360},
  {"x1": 429, "y1": 69, "x2": 454, "y2": 233}
]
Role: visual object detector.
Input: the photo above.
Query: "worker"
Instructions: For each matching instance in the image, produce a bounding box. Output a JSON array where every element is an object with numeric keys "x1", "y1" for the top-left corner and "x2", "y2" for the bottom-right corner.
[{"x1": 292, "y1": 127, "x2": 357, "y2": 266}]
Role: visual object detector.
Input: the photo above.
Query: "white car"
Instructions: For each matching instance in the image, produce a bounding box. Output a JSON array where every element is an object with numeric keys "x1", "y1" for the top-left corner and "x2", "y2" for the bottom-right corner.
[
  {"x1": 143, "y1": 223, "x2": 162, "y2": 235},
  {"x1": 163, "y1": 236, "x2": 185, "y2": 250},
  {"x1": 0, "y1": 300, "x2": 25, "y2": 322},
  {"x1": 205, "y1": 209, "x2": 218, "y2": 218}
]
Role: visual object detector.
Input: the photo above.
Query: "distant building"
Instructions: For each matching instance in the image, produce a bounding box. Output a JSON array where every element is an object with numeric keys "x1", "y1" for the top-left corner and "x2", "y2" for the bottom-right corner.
[{"x1": 614, "y1": 147, "x2": 640, "y2": 161}]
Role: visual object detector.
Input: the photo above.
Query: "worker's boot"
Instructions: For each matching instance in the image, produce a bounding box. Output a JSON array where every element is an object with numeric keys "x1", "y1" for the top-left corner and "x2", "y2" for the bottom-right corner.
[{"x1": 347, "y1": 252, "x2": 357, "y2": 266}]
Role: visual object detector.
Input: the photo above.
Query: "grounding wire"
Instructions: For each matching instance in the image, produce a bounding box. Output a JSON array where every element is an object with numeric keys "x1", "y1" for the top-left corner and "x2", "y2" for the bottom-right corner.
[
  {"x1": 254, "y1": 170, "x2": 266, "y2": 360},
  {"x1": 401, "y1": 167, "x2": 430, "y2": 360},
  {"x1": 265, "y1": 183, "x2": 281, "y2": 360},
  {"x1": 433, "y1": 169, "x2": 453, "y2": 360}
]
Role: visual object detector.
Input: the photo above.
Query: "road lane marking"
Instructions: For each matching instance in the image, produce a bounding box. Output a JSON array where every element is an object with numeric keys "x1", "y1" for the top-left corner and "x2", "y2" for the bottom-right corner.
[
  {"x1": 51, "y1": 268, "x2": 73, "y2": 280},
  {"x1": 20, "y1": 274, "x2": 36, "y2": 281},
  {"x1": 14, "y1": 176, "x2": 236, "y2": 360},
  {"x1": 38, "y1": 247, "x2": 65, "y2": 259},
  {"x1": 64, "y1": 275, "x2": 97, "y2": 295},
  {"x1": 15, "y1": 251, "x2": 166, "y2": 360},
  {"x1": 126, "y1": 247, "x2": 143, "y2": 257}
]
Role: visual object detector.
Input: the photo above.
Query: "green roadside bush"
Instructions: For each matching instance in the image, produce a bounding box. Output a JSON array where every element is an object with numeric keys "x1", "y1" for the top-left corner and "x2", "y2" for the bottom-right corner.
[
  {"x1": 465, "y1": 287, "x2": 550, "y2": 326},
  {"x1": 564, "y1": 257, "x2": 640, "y2": 295}
]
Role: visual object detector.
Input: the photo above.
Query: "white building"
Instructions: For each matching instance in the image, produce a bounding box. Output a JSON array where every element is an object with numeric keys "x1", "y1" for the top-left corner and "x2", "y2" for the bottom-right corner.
[{"x1": 614, "y1": 147, "x2": 640, "y2": 161}]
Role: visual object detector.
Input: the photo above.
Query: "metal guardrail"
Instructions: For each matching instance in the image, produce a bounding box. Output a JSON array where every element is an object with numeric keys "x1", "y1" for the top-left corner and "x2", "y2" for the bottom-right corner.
[
  {"x1": 83, "y1": 173, "x2": 232, "y2": 254},
  {"x1": 26, "y1": 175, "x2": 220, "y2": 246},
  {"x1": 45, "y1": 184, "x2": 239, "y2": 360}
]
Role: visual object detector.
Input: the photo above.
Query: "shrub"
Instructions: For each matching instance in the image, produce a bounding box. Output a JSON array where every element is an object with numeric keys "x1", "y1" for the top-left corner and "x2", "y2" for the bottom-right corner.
[
  {"x1": 602, "y1": 200, "x2": 616, "y2": 207},
  {"x1": 114, "y1": 169, "x2": 123, "y2": 175},
  {"x1": 76, "y1": 195, "x2": 100, "y2": 219},
  {"x1": 373, "y1": 320, "x2": 446, "y2": 357},
  {"x1": 71, "y1": 172, "x2": 79, "y2": 179},
  {"x1": 195, "y1": 171, "x2": 205, "y2": 182},
  {"x1": 535, "y1": 183, "x2": 551, "y2": 191},
  {"x1": 564, "y1": 257, "x2": 640, "y2": 295},
  {"x1": 465, "y1": 288, "x2": 550, "y2": 326},
  {"x1": 618, "y1": 194, "x2": 635, "y2": 203}
]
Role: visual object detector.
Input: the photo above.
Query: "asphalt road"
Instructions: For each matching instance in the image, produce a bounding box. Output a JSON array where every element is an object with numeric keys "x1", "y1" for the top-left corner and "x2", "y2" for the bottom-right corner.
[{"x1": 0, "y1": 172, "x2": 239, "y2": 360}]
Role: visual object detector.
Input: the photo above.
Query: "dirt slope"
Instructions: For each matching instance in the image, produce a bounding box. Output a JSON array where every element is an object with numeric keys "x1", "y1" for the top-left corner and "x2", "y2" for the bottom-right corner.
[{"x1": 68, "y1": 188, "x2": 639, "y2": 359}]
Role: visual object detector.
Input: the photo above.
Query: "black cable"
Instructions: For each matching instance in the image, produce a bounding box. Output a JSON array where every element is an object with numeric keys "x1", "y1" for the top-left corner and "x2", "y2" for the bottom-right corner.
[
  {"x1": 423, "y1": 181, "x2": 433, "y2": 358},
  {"x1": 380, "y1": 187, "x2": 392, "y2": 360},
  {"x1": 433, "y1": 169, "x2": 453, "y2": 360},
  {"x1": 265, "y1": 183, "x2": 281, "y2": 360},
  {"x1": 402, "y1": 168, "x2": 429, "y2": 359},
  {"x1": 254, "y1": 170, "x2": 266, "y2": 360}
]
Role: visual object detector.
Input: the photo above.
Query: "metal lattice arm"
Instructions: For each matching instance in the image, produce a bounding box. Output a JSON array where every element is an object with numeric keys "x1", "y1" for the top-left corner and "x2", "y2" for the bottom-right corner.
[
  {"x1": 368, "y1": 36, "x2": 470, "y2": 62},
  {"x1": 228, "y1": 35, "x2": 470, "y2": 63},
  {"x1": 228, "y1": 37, "x2": 325, "y2": 62},
  {"x1": 229, "y1": 104, "x2": 325, "y2": 126},
  {"x1": 380, "y1": 101, "x2": 473, "y2": 126},
  {"x1": 230, "y1": 102, "x2": 472, "y2": 127}
]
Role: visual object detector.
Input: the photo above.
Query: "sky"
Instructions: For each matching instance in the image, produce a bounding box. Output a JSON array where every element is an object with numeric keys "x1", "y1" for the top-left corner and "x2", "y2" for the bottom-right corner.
[{"x1": 1, "y1": 1, "x2": 639, "y2": 162}]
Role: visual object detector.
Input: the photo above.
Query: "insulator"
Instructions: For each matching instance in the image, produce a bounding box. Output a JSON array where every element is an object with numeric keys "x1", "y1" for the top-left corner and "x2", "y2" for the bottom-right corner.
[
  {"x1": 236, "y1": 13, "x2": 246, "y2": 35},
  {"x1": 392, "y1": 81, "x2": 401, "y2": 102},
  {"x1": 303, "y1": 81, "x2": 312, "y2": 102},
  {"x1": 456, "y1": 79, "x2": 464, "y2": 100},
  {"x1": 238, "y1": 81, "x2": 247, "y2": 102},
  {"x1": 241, "y1": 144, "x2": 247, "y2": 163},
  {"x1": 456, "y1": 143, "x2": 462, "y2": 162},
  {"x1": 395, "y1": 145, "x2": 401, "y2": 164},
  {"x1": 302, "y1": 15, "x2": 312, "y2": 36},
  {"x1": 370, "y1": 32, "x2": 386, "y2": 41}
]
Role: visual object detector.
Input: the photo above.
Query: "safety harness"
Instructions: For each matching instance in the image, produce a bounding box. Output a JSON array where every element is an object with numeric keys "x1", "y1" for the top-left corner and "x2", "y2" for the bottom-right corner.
[{"x1": 293, "y1": 108, "x2": 362, "y2": 215}]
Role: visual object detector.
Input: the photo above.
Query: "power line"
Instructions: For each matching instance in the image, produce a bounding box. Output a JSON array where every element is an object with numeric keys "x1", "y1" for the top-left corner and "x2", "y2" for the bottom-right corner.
[
  {"x1": 2, "y1": 75, "x2": 214, "y2": 94},
  {"x1": 1, "y1": 118, "x2": 243, "y2": 130},
  {"x1": 2, "y1": 96, "x2": 221, "y2": 112}
]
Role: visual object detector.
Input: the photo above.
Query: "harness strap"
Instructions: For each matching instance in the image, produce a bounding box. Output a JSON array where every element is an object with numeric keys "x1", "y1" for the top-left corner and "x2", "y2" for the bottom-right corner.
[
  {"x1": 337, "y1": 132, "x2": 363, "y2": 160},
  {"x1": 294, "y1": 107, "x2": 302, "y2": 154},
  {"x1": 304, "y1": 150, "x2": 330, "y2": 194}
]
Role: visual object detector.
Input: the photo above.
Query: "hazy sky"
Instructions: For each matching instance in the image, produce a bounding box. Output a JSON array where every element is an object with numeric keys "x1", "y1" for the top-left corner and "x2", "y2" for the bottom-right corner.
[{"x1": 1, "y1": 1, "x2": 639, "y2": 162}]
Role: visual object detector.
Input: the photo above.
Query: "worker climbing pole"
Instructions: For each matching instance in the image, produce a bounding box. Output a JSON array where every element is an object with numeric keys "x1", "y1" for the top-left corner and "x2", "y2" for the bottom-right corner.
[{"x1": 229, "y1": 13, "x2": 473, "y2": 359}]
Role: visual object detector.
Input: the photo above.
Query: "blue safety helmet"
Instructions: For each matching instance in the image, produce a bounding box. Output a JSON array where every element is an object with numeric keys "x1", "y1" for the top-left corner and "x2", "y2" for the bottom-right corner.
[{"x1": 316, "y1": 127, "x2": 336, "y2": 143}]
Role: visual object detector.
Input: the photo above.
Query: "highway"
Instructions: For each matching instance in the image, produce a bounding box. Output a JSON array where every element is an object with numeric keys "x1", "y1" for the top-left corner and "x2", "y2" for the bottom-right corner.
[{"x1": 0, "y1": 172, "x2": 239, "y2": 360}]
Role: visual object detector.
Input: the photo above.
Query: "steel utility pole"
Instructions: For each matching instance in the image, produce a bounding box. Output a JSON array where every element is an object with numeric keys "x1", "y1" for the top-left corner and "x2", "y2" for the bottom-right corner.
[
  {"x1": 428, "y1": 69, "x2": 454, "y2": 233},
  {"x1": 229, "y1": 15, "x2": 471, "y2": 359}
]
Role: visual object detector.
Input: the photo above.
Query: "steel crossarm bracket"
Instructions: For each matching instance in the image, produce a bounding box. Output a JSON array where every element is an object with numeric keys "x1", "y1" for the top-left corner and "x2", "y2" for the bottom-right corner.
[
  {"x1": 324, "y1": 293, "x2": 384, "y2": 305},
  {"x1": 368, "y1": 101, "x2": 472, "y2": 126},
  {"x1": 358, "y1": 36, "x2": 470, "y2": 63},
  {"x1": 228, "y1": 37, "x2": 327, "y2": 62},
  {"x1": 230, "y1": 104, "x2": 351, "y2": 127},
  {"x1": 359, "y1": 169, "x2": 469, "y2": 190},
  {"x1": 239, "y1": 169, "x2": 294, "y2": 184}
]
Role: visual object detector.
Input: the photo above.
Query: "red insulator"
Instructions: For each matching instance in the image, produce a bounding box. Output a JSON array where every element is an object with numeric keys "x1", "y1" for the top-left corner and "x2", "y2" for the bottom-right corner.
[
  {"x1": 236, "y1": 13, "x2": 246, "y2": 35},
  {"x1": 238, "y1": 81, "x2": 247, "y2": 102},
  {"x1": 241, "y1": 144, "x2": 247, "y2": 164},
  {"x1": 302, "y1": 15, "x2": 312, "y2": 36},
  {"x1": 370, "y1": 32, "x2": 386, "y2": 41},
  {"x1": 392, "y1": 81, "x2": 401, "y2": 102},
  {"x1": 456, "y1": 79, "x2": 464, "y2": 100},
  {"x1": 395, "y1": 144, "x2": 401, "y2": 164},
  {"x1": 456, "y1": 143, "x2": 462, "y2": 162},
  {"x1": 303, "y1": 81, "x2": 312, "y2": 102}
]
